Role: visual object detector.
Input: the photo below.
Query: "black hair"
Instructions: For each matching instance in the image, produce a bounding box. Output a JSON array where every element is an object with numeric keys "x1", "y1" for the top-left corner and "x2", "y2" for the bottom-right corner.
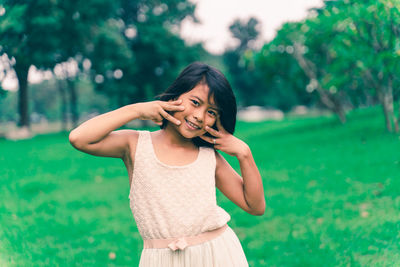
[{"x1": 157, "y1": 62, "x2": 237, "y2": 147}]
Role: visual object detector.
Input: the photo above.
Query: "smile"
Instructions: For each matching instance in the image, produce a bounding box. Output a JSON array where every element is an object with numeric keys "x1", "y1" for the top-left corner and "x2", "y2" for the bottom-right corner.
[{"x1": 185, "y1": 119, "x2": 201, "y2": 130}]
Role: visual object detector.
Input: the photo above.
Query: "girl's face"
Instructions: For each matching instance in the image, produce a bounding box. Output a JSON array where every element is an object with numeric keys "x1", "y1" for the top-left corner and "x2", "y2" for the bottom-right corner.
[{"x1": 171, "y1": 83, "x2": 219, "y2": 139}]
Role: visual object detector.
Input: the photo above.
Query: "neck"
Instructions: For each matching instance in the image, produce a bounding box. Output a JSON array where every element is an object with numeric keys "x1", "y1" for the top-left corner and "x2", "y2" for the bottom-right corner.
[{"x1": 159, "y1": 123, "x2": 195, "y2": 148}]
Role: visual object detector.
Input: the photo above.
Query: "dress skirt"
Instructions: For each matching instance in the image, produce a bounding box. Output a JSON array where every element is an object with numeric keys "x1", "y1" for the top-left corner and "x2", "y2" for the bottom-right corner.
[{"x1": 138, "y1": 226, "x2": 248, "y2": 267}]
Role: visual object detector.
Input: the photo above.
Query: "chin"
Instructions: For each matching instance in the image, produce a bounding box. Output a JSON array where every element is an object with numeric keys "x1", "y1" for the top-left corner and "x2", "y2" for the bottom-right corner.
[
  {"x1": 180, "y1": 130, "x2": 201, "y2": 139},
  {"x1": 178, "y1": 127, "x2": 205, "y2": 139}
]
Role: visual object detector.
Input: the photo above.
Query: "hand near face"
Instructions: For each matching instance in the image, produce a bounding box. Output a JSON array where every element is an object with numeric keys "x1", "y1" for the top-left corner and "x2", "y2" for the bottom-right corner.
[
  {"x1": 137, "y1": 99, "x2": 185, "y2": 126},
  {"x1": 199, "y1": 117, "x2": 249, "y2": 158}
]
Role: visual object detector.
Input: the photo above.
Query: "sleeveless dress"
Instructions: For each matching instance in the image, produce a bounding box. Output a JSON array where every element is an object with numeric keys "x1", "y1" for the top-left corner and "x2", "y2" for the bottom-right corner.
[{"x1": 129, "y1": 131, "x2": 249, "y2": 267}]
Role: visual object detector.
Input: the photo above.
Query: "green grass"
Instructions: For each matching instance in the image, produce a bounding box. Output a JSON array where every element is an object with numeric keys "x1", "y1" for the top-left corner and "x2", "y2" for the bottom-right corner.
[{"x1": 1, "y1": 105, "x2": 400, "y2": 266}]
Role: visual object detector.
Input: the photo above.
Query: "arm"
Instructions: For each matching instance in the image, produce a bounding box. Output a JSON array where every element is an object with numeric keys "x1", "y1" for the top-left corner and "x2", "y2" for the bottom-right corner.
[
  {"x1": 215, "y1": 149, "x2": 265, "y2": 216},
  {"x1": 200, "y1": 120, "x2": 265, "y2": 216},
  {"x1": 69, "y1": 100, "x2": 184, "y2": 159},
  {"x1": 69, "y1": 104, "x2": 140, "y2": 158}
]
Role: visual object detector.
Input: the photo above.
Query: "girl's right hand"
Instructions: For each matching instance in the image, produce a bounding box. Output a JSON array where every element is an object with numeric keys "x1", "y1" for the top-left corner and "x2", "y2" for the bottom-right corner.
[{"x1": 136, "y1": 99, "x2": 185, "y2": 126}]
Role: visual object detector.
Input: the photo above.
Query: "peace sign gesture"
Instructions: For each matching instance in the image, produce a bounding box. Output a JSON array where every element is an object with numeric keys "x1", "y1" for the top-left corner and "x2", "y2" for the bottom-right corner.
[
  {"x1": 199, "y1": 117, "x2": 250, "y2": 158},
  {"x1": 137, "y1": 99, "x2": 185, "y2": 126}
]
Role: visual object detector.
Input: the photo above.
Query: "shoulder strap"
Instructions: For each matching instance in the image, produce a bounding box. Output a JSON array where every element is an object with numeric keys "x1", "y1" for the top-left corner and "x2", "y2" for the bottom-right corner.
[
  {"x1": 198, "y1": 146, "x2": 216, "y2": 170},
  {"x1": 134, "y1": 131, "x2": 153, "y2": 167}
]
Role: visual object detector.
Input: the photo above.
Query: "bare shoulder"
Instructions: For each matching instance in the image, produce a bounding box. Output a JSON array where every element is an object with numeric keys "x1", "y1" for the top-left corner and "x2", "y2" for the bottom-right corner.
[
  {"x1": 125, "y1": 129, "x2": 140, "y2": 157},
  {"x1": 122, "y1": 129, "x2": 140, "y2": 141},
  {"x1": 214, "y1": 150, "x2": 226, "y2": 167},
  {"x1": 119, "y1": 130, "x2": 139, "y2": 169},
  {"x1": 214, "y1": 150, "x2": 234, "y2": 177}
]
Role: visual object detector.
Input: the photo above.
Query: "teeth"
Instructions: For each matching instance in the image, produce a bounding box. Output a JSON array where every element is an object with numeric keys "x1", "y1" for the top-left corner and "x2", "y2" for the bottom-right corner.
[{"x1": 187, "y1": 120, "x2": 199, "y2": 129}]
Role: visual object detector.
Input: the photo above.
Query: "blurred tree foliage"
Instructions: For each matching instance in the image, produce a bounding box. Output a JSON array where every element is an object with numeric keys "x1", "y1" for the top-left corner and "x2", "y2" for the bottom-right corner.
[
  {"x1": 0, "y1": 0, "x2": 204, "y2": 130},
  {"x1": 0, "y1": 77, "x2": 116, "y2": 124},
  {"x1": 0, "y1": 0, "x2": 62, "y2": 128},
  {"x1": 223, "y1": 17, "x2": 268, "y2": 108},
  {"x1": 0, "y1": 0, "x2": 117, "y2": 129},
  {"x1": 250, "y1": 0, "x2": 400, "y2": 131},
  {"x1": 54, "y1": 0, "x2": 118, "y2": 129},
  {"x1": 1, "y1": 0, "x2": 400, "y2": 133},
  {"x1": 89, "y1": 0, "x2": 205, "y2": 108},
  {"x1": 251, "y1": 28, "x2": 316, "y2": 112},
  {"x1": 338, "y1": 0, "x2": 400, "y2": 132}
]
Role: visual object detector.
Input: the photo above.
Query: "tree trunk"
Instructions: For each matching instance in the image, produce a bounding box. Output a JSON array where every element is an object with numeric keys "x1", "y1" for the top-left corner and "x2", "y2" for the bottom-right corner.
[
  {"x1": 388, "y1": 78, "x2": 399, "y2": 132},
  {"x1": 378, "y1": 88, "x2": 397, "y2": 133},
  {"x1": 58, "y1": 79, "x2": 68, "y2": 131},
  {"x1": 67, "y1": 78, "x2": 79, "y2": 128},
  {"x1": 318, "y1": 88, "x2": 347, "y2": 124},
  {"x1": 362, "y1": 89, "x2": 375, "y2": 106},
  {"x1": 15, "y1": 63, "x2": 30, "y2": 128},
  {"x1": 381, "y1": 95, "x2": 393, "y2": 132},
  {"x1": 292, "y1": 43, "x2": 346, "y2": 123},
  {"x1": 398, "y1": 100, "x2": 400, "y2": 132},
  {"x1": 332, "y1": 94, "x2": 347, "y2": 124},
  {"x1": 362, "y1": 70, "x2": 398, "y2": 132}
]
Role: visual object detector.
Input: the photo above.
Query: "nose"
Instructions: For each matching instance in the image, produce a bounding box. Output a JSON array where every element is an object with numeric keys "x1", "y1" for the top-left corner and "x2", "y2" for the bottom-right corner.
[{"x1": 193, "y1": 109, "x2": 205, "y2": 123}]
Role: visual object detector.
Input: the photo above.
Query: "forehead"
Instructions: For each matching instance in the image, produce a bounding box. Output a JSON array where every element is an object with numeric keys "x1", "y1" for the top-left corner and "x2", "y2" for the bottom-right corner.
[{"x1": 183, "y1": 83, "x2": 216, "y2": 105}]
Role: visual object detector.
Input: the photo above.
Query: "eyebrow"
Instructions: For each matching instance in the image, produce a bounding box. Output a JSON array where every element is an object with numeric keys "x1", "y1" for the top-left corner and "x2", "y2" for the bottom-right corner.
[{"x1": 190, "y1": 95, "x2": 219, "y2": 110}]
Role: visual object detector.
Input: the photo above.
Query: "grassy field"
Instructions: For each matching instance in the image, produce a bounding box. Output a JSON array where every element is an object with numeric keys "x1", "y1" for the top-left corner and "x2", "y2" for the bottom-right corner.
[{"x1": 1, "y1": 106, "x2": 399, "y2": 266}]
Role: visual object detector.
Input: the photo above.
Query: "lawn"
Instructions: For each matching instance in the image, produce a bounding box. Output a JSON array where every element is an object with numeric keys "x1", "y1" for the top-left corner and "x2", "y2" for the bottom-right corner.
[{"x1": 1, "y1": 105, "x2": 399, "y2": 266}]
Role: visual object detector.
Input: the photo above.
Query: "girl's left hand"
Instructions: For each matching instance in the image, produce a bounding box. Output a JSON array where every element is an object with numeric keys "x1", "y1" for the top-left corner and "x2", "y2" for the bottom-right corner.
[{"x1": 199, "y1": 117, "x2": 250, "y2": 158}]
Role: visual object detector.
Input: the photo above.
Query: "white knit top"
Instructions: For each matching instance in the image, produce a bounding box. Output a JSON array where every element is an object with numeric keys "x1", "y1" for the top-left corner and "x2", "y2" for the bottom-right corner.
[{"x1": 128, "y1": 131, "x2": 231, "y2": 240}]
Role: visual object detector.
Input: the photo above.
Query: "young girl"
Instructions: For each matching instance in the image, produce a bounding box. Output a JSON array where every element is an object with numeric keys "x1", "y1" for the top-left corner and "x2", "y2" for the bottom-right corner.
[{"x1": 69, "y1": 62, "x2": 265, "y2": 266}]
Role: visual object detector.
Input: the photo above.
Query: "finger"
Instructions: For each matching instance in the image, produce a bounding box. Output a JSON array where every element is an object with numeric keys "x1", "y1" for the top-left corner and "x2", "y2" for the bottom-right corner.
[
  {"x1": 161, "y1": 102, "x2": 185, "y2": 112},
  {"x1": 167, "y1": 99, "x2": 182, "y2": 105},
  {"x1": 159, "y1": 109, "x2": 181, "y2": 125},
  {"x1": 152, "y1": 116, "x2": 163, "y2": 125},
  {"x1": 199, "y1": 135, "x2": 218, "y2": 145},
  {"x1": 205, "y1": 125, "x2": 222, "y2": 138}
]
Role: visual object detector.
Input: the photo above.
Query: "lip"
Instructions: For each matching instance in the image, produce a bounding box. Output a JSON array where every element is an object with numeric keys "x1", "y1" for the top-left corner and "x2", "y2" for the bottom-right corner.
[{"x1": 185, "y1": 119, "x2": 201, "y2": 130}]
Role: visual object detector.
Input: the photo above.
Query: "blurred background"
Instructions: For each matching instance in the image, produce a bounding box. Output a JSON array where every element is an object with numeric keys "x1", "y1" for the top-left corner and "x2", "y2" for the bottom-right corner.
[
  {"x1": 1, "y1": 0, "x2": 399, "y2": 135},
  {"x1": 1, "y1": 0, "x2": 400, "y2": 266}
]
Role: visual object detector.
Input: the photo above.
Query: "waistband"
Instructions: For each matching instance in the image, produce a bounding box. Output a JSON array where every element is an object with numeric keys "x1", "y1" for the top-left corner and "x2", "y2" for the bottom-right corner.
[{"x1": 143, "y1": 224, "x2": 228, "y2": 251}]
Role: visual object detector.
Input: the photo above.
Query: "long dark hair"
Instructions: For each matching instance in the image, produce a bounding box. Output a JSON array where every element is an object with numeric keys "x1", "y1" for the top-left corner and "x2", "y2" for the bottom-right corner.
[{"x1": 158, "y1": 62, "x2": 237, "y2": 147}]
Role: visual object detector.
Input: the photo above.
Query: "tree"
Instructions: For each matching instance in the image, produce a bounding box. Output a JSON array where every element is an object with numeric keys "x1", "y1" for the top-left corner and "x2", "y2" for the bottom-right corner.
[
  {"x1": 0, "y1": 1, "x2": 62, "y2": 129},
  {"x1": 54, "y1": 0, "x2": 118, "y2": 129},
  {"x1": 251, "y1": 37, "x2": 316, "y2": 111},
  {"x1": 223, "y1": 17, "x2": 267, "y2": 107},
  {"x1": 337, "y1": 0, "x2": 400, "y2": 132},
  {"x1": 88, "y1": 0, "x2": 205, "y2": 108},
  {"x1": 281, "y1": 17, "x2": 351, "y2": 123},
  {"x1": 299, "y1": 0, "x2": 400, "y2": 130},
  {"x1": 1, "y1": 0, "x2": 152, "y2": 131}
]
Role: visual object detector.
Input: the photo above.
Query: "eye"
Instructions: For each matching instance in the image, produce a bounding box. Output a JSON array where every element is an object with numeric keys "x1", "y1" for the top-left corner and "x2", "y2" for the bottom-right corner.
[
  {"x1": 208, "y1": 110, "x2": 217, "y2": 117},
  {"x1": 191, "y1": 99, "x2": 200, "y2": 106}
]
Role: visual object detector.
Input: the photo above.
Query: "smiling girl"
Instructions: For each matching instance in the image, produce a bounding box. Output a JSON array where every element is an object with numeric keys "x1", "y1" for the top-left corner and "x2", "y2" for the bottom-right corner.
[{"x1": 69, "y1": 62, "x2": 265, "y2": 266}]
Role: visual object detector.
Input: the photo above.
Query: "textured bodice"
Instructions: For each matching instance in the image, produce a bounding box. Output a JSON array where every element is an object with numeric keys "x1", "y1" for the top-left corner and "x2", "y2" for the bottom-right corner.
[{"x1": 128, "y1": 131, "x2": 230, "y2": 240}]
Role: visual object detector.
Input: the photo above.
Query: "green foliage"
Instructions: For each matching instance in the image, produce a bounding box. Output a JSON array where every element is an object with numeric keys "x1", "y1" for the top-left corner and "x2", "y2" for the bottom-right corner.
[
  {"x1": 249, "y1": 0, "x2": 400, "y2": 129},
  {"x1": 0, "y1": 88, "x2": 15, "y2": 122},
  {"x1": 253, "y1": 31, "x2": 317, "y2": 111},
  {"x1": 229, "y1": 17, "x2": 260, "y2": 51},
  {"x1": 1, "y1": 107, "x2": 400, "y2": 266},
  {"x1": 0, "y1": 77, "x2": 114, "y2": 123},
  {"x1": 0, "y1": 87, "x2": 7, "y2": 99},
  {"x1": 0, "y1": 1, "x2": 62, "y2": 68},
  {"x1": 0, "y1": 0, "x2": 119, "y2": 127},
  {"x1": 88, "y1": 0, "x2": 205, "y2": 106},
  {"x1": 0, "y1": 0, "x2": 206, "y2": 127},
  {"x1": 223, "y1": 17, "x2": 269, "y2": 107}
]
